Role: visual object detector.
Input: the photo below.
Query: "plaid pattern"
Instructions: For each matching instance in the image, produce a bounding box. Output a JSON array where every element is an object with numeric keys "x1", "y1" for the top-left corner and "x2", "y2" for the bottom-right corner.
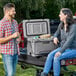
[
  {"x1": 0, "y1": 18, "x2": 20, "y2": 55},
  {"x1": 18, "y1": 22, "x2": 24, "y2": 48}
]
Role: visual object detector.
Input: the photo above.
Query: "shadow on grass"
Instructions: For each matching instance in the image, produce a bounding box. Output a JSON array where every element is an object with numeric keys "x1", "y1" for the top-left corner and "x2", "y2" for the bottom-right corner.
[{"x1": 0, "y1": 58, "x2": 5, "y2": 76}]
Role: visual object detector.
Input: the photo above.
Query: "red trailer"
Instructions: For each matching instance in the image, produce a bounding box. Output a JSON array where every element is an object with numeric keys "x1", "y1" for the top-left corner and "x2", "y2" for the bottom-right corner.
[{"x1": 18, "y1": 19, "x2": 76, "y2": 76}]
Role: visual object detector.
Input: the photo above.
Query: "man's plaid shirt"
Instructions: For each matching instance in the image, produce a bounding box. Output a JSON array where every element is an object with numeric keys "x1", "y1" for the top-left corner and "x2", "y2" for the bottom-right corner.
[{"x1": 0, "y1": 18, "x2": 20, "y2": 55}]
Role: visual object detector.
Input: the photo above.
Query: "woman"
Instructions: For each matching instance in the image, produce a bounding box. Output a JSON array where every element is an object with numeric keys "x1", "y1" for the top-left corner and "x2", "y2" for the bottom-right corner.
[{"x1": 41, "y1": 8, "x2": 76, "y2": 76}]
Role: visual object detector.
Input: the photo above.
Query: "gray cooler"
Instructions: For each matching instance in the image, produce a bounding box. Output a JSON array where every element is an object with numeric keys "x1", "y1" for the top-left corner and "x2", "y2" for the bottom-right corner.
[{"x1": 23, "y1": 19, "x2": 57, "y2": 56}]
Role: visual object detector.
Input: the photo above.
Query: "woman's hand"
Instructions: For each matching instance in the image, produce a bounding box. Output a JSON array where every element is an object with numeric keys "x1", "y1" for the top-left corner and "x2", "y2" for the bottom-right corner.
[
  {"x1": 55, "y1": 52, "x2": 61, "y2": 57},
  {"x1": 53, "y1": 37, "x2": 59, "y2": 45}
]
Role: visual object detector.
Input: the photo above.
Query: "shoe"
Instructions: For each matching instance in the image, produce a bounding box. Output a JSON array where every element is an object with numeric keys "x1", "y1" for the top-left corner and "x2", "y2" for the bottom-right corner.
[{"x1": 41, "y1": 72, "x2": 48, "y2": 76}]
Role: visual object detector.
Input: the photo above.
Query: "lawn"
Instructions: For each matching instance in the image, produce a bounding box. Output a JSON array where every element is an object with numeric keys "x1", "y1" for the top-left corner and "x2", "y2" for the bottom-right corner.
[
  {"x1": 0, "y1": 54, "x2": 36, "y2": 76},
  {"x1": 0, "y1": 54, "x2": 76, "y2": 76}
]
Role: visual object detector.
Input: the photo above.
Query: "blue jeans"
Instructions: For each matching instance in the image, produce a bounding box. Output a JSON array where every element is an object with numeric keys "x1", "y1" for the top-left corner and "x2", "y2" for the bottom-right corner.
[
  {"x1": 43, "y1": 47, "x2": 76, "y2": 76},
  {"x1": 2, "y1": 54, "x2": 18, "y2": 76}
]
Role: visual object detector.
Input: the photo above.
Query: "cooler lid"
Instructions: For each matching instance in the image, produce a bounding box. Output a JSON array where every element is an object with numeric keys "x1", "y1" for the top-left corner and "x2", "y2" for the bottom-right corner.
[{"x1": 23, "y1": 19, "x2": 50, "y2": 38}]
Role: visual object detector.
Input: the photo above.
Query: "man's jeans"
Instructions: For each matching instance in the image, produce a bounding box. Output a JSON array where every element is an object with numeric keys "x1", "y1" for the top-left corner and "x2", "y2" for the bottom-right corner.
[
  {"x1": 43, "y1": 47, "x2": 76, "y2": 76},
  {"x1": 2, "y1": 54, "x2": 18, "y2": 76}
]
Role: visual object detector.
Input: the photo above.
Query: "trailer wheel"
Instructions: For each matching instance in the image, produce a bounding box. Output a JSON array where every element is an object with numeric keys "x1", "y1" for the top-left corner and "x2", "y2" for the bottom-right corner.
[
  {"x1": 21, "y1": 63, "x2": 28, "y2": 69},
  {"x1": 71, "y1": 72, "x2": 76, "y2": 76},
  {"x1": 60, "y1": 74, "x2": 64, "y2": 76},
  {"x1": 36, "y1": 69, "x2": 42, "y2": 76}
]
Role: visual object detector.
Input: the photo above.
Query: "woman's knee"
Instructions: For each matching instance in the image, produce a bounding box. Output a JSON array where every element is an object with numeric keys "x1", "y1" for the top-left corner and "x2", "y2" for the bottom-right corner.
[
  {"x1": 47, "y1": 49, "x2": 59, "y2": 59},
  {"x1": 54, "y1": 56, "x2": 60, "y2": 62},
  {"x1": 47, "y1": 52, "x2": 54, "y2": 59}
]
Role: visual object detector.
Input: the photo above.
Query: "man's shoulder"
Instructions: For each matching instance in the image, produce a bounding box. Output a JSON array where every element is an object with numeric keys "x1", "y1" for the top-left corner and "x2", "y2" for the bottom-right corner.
[
  {"x1": 0, "y1": 18, "x2": 4, "y2": 22},
  {"x1": 0, "y1": 18, "x2": 5, "y2": 26},
  {"x1": 13, "y1": 19, "x2": 18, "y2": 24}
]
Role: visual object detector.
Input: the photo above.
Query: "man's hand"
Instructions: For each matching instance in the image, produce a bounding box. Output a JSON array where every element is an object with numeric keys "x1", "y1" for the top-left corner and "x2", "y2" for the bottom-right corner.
[
  {"x1": 16, "y1": 35, "x2": 21, "y2": 43},
  {"x1": 12, "y1": 32, "x2": 21, "y2": 43},
  {"x1": 12, "y1": 32, "x2": 19, "y2": 38},
  {"x1": 53, "y1": 37, "x2": 59, "y2": 45},
  {"x1": 55, "y1": 52, "x2": 61, "y2": 57},
  {"x1": 0, "y1": 32, "x2": 21, "y2": 44}
]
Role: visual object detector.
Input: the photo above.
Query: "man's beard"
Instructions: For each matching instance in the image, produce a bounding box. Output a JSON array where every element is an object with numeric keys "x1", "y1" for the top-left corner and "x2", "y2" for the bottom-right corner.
[{"x1": 9, "y1": 14, "x2": 15, "y2": 18}]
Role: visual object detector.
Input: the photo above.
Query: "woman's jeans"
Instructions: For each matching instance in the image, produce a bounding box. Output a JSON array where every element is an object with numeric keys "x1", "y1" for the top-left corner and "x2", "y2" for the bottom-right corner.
[
  {"x1": 2, "y1": 54, "x2": 18, "y2": 76},
  {"x1": 43, "y1": 47, "x2": 76, "y2": 76}
]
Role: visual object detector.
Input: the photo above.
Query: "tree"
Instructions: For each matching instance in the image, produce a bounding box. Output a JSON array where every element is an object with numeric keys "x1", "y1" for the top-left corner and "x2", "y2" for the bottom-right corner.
[
  {"x1": 15, "y1": 0, "x2": 46, "y2": 20},
  {"x1": 0, "y1": 0, "x2": 76, "y2": 22},
  {"x1": 55, "y1": 0, "x2": 76, "y2": 14}
]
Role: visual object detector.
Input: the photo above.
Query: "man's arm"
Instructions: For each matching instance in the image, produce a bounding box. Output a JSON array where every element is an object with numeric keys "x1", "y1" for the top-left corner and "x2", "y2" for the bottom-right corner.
[{"x1": 0, "y1": 32, "x2": 19, "y2": 44}]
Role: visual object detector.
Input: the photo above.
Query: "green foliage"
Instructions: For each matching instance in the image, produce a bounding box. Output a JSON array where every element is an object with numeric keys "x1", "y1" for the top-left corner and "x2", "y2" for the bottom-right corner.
[
  {"x1": 44, "y1": 0, "x2": 59, "y2": 19},
  {"x1": 0, "y1": 0, "x2": 76, "y2": 22},
  {"x1": 55, "y1": 0, "x2": 76, "y2": 14}
]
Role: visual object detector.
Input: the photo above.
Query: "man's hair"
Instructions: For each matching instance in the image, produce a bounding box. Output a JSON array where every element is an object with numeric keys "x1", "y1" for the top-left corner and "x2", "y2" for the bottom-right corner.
[{"x1": 3, "y1": 3, "x2": 15, "y2": 12}]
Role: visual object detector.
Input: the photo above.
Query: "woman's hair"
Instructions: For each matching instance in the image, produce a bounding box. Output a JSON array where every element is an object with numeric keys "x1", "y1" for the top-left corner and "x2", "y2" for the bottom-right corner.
[{"x1": 60, "y1": 8, "x2": 74, "y2": 31}]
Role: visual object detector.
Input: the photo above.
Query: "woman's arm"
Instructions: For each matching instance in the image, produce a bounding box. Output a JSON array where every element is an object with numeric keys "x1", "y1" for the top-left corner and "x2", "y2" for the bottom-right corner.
[
  {"x1": 53, "y1": 22, "x2": 61, "y2": 38},
  {"x1": 53, "y1": 22, "x2": 61, "y2": 45},
  {"x1": 59, "y1": 24, "x2": 76, "y2": 53}
]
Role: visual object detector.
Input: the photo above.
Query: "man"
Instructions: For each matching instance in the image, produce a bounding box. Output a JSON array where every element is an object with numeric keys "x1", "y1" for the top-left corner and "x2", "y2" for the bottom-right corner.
[{"x1": 0, "y1": 3, "x2": 21, "y2": 76}]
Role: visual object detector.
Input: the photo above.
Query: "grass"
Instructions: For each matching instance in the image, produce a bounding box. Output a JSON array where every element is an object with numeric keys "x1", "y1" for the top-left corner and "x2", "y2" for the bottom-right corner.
[
  {"x1": 0, "y1": 54, "x2": 36, "y2": 76},
  {"x1": 16, "y1": 64, "x2": 36, "y2": 76},
  {"x1": 0, "y1": 54, "x2": 76, "y2": 76}
]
